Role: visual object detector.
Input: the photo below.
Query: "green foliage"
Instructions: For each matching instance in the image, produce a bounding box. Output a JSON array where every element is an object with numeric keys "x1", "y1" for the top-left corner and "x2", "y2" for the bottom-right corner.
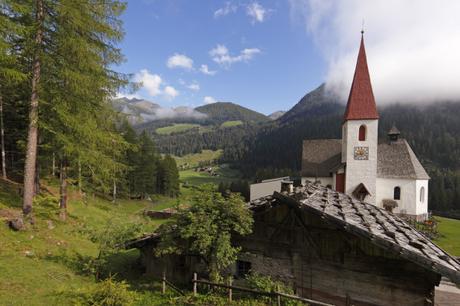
[
  {"x1": 70, "y1": 277, "x2": 138, "y2": 306},
  {"x1": 195, "y1": 102, "x2": 270, "y2": 125},
  {"x1": 156, "y1": 184, "x2": 253, "y2": 282},
  {"x1": 246, "y1": 273, "x2": 301, "y2": 306},
  {"x1": 157, "y1": 155, "x2": 180, "y2": 197}
]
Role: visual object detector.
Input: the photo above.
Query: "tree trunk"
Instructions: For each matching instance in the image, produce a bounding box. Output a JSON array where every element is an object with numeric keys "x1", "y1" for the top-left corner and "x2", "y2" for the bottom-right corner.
[
  {"x1": 78, "y1": 159, "x2": 82, "y2": 195},
  {"x1": 0, "y1": 91, "x2": 6, "y2": 180},
  {"x1": 22, "y1": 0, "x2": 44, "y2": 216},
  {"x1": 59, "y1": 160, "x2": 67, "y2": 221},
  {"x1": 112, "y1": 179, "x2": 117, "y2": 203},
  {"x1": 52, "y1": 152, "x2": 55, "y2": 177}
]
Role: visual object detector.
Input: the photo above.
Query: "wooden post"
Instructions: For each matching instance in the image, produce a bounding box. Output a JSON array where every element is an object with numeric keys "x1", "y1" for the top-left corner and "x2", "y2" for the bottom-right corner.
[
  {"x1": 228, "y1": 278, "x2": 233, "y2": 302},
  {"x1": 193, "y1": 273, "x2": 197, "y2": 296},
  {"x1": 277, "y1": 284, "x2": 281, "y2": 306},
  {"x1": 162, "y1": 271, "x2": 166, "y2": 294}
]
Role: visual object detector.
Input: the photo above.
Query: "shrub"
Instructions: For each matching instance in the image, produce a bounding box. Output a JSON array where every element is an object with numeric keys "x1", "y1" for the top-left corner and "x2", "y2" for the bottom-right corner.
[{"x1": 73, "y1": 277, "x2": 138, "y2": 306}]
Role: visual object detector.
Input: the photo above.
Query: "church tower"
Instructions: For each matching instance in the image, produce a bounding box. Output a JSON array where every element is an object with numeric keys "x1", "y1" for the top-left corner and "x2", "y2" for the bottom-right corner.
[{"x1": 341, "y1": 32, "x2": 379, "y2": 205}]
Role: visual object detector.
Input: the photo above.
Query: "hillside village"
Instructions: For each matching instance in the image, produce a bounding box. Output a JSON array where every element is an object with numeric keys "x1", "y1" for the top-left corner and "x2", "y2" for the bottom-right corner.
[{"x1": 1, "y1": 1, "x2": 460, "y2": 306}]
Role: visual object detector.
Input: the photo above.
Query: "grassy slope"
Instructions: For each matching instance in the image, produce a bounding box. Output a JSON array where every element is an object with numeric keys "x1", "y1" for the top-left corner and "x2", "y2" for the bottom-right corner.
[
  {"x1": 155, "y1": 123, "x2": 201, "y2": 135},
  {"x1": 433, "y1": 216, "x2": 460, "y2": 256},
  {"x1": 221, "y1": 120, "x2": 243, "y2": 128},
  {"x1": 180, "y1": 164, "x2": 241, "y2": 186},
  {"x1": 174, "y1": 149, "x2": 223, "y2": 168},
  {"x1": 0, "y1": 180, "x2": 176, "y2": 305}
]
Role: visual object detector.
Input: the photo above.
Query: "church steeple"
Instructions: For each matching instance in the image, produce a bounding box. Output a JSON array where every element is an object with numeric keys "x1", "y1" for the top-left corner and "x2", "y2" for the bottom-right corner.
[{"x1": 343, "y1": 33, "x2": 379, "y2": 121}]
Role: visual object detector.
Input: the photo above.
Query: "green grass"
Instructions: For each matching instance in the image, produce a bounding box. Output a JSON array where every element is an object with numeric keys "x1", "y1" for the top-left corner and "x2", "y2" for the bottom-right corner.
[
  {"x1": 433, "y1": 216, "x2": 460, "y2": 256},
  {"x1": 0, "y1": 179, "x2": 179, "y2": 305},
  {"x1": 155, "y1": 123, "x2": 201, "y2": 135},
  {"x1": 180, "y1": 164, "x2": 241, "y2": 186},
  {"x1": 220, "y1": 120, "x2": 243, "y2": 128},
  {"x1": 174, "y1": 149, "x2": 223, "y2": 168}
]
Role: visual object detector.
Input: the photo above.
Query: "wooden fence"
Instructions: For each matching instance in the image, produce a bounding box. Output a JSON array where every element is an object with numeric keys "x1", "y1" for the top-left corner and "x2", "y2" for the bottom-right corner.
[{"x1": 161, "y1": 272, "x2": 334, "y2": 306}]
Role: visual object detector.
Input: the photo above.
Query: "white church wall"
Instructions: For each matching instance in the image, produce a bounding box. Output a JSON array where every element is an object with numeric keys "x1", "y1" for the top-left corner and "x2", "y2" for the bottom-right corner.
[
  {"x1": 344, "y1": 119, "x2": 379, "y2": 205},
  {"x1": 376, "y1": 178, "x2": 417, "y2": 215},
  {"x1": 250, "y1": 177, "x2": 289, "y2": 201},
  {"x1": 415, "y1": 180, "x2": 429, "y2": 216}
]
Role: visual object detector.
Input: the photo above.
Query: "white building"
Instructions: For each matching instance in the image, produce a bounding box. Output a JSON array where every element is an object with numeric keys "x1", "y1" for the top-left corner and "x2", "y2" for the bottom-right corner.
[{"x1": 251, "y1": 33, "x2": 430, "y2": 220}]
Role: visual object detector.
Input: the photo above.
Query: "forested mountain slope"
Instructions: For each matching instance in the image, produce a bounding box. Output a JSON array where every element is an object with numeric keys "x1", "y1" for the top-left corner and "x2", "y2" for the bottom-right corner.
[{"x1": 195, "y1": 102, "x2": 270, "y2": 124}]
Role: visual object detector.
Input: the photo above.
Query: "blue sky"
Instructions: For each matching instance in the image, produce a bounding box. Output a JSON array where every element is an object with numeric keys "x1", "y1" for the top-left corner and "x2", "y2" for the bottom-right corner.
[
  {"x1": 118, "y1": 1, "x2": 460, "y2": 113},
  {"x1": 117, "y1": 0, "x2": 326, "y2": 115}
]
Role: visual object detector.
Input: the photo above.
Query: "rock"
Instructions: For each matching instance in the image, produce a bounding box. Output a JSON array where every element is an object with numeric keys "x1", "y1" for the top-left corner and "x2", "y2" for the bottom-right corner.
[
  {"x1": 8, "y1": 218, "x2": 24, "y2": 231},
  {"x1": 47, "y1": 220, "x2": 55, "y2": 230},
  {"x1": 24, "y1": 250, "x2": 34, "y2": 257}
]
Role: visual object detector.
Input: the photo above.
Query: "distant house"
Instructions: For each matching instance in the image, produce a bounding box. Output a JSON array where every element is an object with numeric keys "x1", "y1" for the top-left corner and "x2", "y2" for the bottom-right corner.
[
  {"x1": 127, "y1": 181, "x2": 460, "y2": 305},
  {"x1": 251, "y1": 34, "x2": 430, "y2": 221}
]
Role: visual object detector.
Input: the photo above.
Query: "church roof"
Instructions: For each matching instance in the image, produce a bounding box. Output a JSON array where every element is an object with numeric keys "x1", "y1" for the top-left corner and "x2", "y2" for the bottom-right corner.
[
  {"x1": 249, "y1": 182, "x2": 460, "y2": 285},
  {"x1": 301, "y1": 139, "x2": 342, "y2": 177},
  {"x1": 378, "y1": 139, "x2": 430, "y2": 180},
  {"x1": 301, "y1": 138, "x2": 430, "y2": 180},
  {"x1": 343, "y1": 34, "x2": 379, "y2": 121}
]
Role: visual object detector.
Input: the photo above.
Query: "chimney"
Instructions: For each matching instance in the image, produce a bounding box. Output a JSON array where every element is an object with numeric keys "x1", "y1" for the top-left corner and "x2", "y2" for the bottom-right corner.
[{"x1": 281, "y1": 180, "x2": 294, "y2": 193}]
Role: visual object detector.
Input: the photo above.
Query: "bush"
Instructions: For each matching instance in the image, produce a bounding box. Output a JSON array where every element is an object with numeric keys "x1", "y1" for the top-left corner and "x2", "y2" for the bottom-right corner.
[{"x1": 72, "y1": 277, "x2": 138, "y2": 306}]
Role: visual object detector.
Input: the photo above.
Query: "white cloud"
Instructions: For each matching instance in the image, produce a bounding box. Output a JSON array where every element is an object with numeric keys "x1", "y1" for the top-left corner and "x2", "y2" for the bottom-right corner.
[
  {"x1": 246, "y1": 2, "x2": 266, "y2": 23},
  {"x1": 187, "y1": 82, "x2": 200, "y2": 92},
  {"x1": 164, "y1": 86, "x2": 179, "y2": 100},
  {"x1": 203, "y1": 96, "x2": 217, "y2": 104},
  {"x1": 134, "y1": 69, "x2": 163, "y2": 97},
  {"x1": 209, "y1": 44, "x2": 261, "y2": 67},
  {"x1": 166, "y1": 53, "x2": 194, "y2": 70},
  {"x1": 289, "y1": 0, "x2": 460, "y2": 104},
  {"x1": 200, "y1": 64, "x2": 217, "y2": 75},
  {"x1": 214, "y1": 2, "x2": 238, "y2": 18},
  {"x1": 134, "y1": 69, "x2": 179, "y2": 100}
]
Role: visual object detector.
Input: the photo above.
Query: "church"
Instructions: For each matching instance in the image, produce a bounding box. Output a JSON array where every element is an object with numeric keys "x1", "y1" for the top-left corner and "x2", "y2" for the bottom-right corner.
[{"x1": 251, "y1": 33, "x2": 430, "y2": 221}]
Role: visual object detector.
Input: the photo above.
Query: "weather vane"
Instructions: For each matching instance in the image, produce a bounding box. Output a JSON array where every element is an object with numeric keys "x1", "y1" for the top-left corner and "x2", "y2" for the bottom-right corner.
[{"x1": 361, "y1": 19, "x2": 365, "y2": 35}]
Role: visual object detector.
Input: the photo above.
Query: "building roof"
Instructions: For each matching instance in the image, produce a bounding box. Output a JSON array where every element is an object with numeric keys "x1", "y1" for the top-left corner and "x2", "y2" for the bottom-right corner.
[
  {"x1": 378, "y1": 139, "x2": 430, "y2": 180},
  {"x1": 343, "y1": 34, "x2": 379, "y2": 121},
  {"x1": 249, "y1": 182, "x2": 460, "y2": 285},
  {"x1": 301, "y1": 138, "x2": 430, "y2": 180},
  {"x1": 301, "y1": 139, "x2": 342, "y2": 177}
]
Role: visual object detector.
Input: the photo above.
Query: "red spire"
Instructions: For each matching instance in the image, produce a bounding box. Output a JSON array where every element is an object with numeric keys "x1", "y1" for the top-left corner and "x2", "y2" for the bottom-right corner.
[{"x1": 343, "y1": 33, "x2": 379, "y2": 121}]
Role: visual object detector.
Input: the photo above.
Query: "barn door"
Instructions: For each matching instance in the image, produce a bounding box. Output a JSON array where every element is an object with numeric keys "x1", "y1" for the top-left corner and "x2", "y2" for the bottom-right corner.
[{"x1": 336, "y1": 173, "x2": 345, "y2": 193}]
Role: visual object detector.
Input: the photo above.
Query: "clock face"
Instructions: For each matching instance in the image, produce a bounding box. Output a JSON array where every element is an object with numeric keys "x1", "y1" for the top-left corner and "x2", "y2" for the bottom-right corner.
[{"x1": 354, "y1": 146, "x2": 369, "y2": 160}]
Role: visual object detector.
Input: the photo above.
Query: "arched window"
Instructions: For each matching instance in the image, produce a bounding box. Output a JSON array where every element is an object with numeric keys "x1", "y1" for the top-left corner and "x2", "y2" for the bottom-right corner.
[
  {"x1": 359, "y1": 125, "x2": 366, "y2": 141},
  {"x1": 394, "y1": 186, "x2": 401, "y2": 200},
  {"x1": 420, "y1": 187, "x2": 425, "y2": 203}
]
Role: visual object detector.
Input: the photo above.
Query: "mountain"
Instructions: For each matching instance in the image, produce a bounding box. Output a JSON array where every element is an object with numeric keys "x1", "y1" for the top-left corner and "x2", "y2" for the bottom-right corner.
[
  {"x1": 112, "y1": 97, "x2": 206, "y2": 124},
  {"x1": 268, "y1": 111, "x2": 286, "y2": 120},
  {"x1": 195, "y1": 102, "x2": 270, "y2": 125}
]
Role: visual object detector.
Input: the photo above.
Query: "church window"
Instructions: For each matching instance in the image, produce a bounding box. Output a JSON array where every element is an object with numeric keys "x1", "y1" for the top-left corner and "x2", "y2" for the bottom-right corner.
[
  {"x1": 420, "y1": 187, "x2": 425, "y2": 203},
  {"x1": 394, "y1": 187, "x2": 401, "y2": 200},
  {"x1": 359, "y1": 125, "x2": 366, "y2": 141}
]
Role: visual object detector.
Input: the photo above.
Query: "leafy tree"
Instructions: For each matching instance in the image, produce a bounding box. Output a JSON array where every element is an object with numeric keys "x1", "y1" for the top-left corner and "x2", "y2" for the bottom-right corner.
[
  {"x1": 132, "y1": 131, "x2": 157, "y2": 198},
  {"x1": 157, "y1": 184, "x2": 253, "y2": 282},
  {"x1": 157, "y1": 154, "x2": 180, "y2": 197}
]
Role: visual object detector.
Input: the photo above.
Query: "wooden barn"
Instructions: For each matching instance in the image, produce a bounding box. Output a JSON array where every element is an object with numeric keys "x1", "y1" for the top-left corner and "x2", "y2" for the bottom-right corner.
[{"x1": 128, "y1": 182, "x2": 460, "y2": 306}]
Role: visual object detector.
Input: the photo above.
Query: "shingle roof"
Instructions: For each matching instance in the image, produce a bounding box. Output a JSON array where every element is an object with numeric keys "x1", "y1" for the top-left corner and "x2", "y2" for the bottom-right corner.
[
  {"x1": 343, "y1": 35, "x2": 379, "y2": 121},
  {"x1": 249, "y1": 182, "x2": 460, "y2": 285},
  {"x1": 301, "y1": 139, "x2": 342, "y2": 177},
  {"x1": 378, "y1": 139, "x2": 430, "y2": 180},
  {"x1": 301, "y1": 138, "x2": 430, "y2": 180}
]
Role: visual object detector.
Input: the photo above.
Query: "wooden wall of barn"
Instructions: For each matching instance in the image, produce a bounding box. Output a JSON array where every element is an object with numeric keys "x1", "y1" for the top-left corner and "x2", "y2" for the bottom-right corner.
[{"x1": 235, "y1": 204, "x2": 440, "y2": 306}]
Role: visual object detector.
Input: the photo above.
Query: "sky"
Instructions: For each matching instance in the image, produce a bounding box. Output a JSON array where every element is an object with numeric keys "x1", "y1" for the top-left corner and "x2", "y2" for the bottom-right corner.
[{"x1": 117, "y1": 0, "x2": 460, "y2": 115}]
